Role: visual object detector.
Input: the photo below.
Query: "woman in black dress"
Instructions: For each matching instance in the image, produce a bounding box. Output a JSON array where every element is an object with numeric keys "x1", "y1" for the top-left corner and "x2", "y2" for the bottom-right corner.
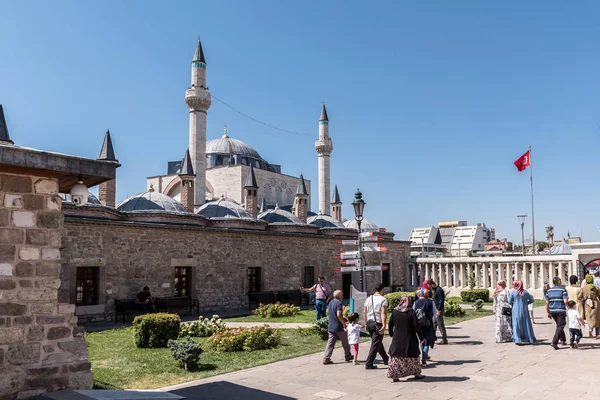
[{"x1": 387, "y1": 296, "x2": 426, "y2": 382}]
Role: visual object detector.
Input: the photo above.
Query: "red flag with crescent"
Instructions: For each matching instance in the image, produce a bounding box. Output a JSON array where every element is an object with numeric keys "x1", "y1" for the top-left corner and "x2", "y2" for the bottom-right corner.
[{"x1": 514, "y1": 150, "x2": 531, "y2": 172}]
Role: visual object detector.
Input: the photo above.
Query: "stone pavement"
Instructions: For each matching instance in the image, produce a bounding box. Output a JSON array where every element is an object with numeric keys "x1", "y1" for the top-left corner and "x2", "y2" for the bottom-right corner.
[{"x1": 161, "y1": 308, "x2": 600, "y2": 400}]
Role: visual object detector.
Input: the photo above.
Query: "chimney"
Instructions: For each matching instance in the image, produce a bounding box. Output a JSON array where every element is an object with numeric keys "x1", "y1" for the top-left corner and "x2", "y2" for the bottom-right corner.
[
  {"x1": 178, "y1": 149, "x2": 195, "y2": 212},
  {"x1": 97, "y1": 130, "x2": 118, "y2": 207},
  {"x1": 294, "y1": 174, "x2": 309, "y2": 223},
  {"x1": 243, "y1": 165, "x2": 259, "y2": 218}
]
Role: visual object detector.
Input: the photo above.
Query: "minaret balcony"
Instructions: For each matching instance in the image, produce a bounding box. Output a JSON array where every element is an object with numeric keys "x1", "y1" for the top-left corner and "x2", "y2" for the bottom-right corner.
[
  {"x1": 315, "y1": 139, "x2": 333, "y2": 155},
  {"x1": 185, "y1": 88, "x2": 212, "y2": 111}
]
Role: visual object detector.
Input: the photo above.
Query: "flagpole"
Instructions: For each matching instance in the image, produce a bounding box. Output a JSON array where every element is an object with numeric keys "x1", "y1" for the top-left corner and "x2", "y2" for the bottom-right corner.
[{"x1": 529, "y1": 145, "x2": 536, "y2": 254}]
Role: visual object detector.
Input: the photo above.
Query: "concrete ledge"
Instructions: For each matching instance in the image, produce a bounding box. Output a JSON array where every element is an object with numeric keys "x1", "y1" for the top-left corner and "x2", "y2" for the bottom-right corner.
[{"x1": 33, "y1": 389, "x2": 184, "y2": 399}]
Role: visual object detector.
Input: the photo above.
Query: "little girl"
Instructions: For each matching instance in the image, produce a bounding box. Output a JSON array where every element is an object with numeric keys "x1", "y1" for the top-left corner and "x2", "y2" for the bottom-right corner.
[{"x1": 347, "y1": 312, "x2": 364, "y2": 365}]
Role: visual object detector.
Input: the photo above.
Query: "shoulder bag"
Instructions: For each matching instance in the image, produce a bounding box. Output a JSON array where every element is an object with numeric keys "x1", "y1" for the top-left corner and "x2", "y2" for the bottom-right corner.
[{"x1": 501, "y1": 290, "x2": 512, "y2": 316}]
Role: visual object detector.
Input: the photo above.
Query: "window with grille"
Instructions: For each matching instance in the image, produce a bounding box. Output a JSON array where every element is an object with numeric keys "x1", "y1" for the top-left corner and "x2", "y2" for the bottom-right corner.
[
  {"x1": 174, "y1": 267, "x2": 191, "y2": 297},
  {"x1": 382, "y1": 263, "x2": 391, "y2": 287},
  {"x1": 247, "y1": 267, "x2": 262, "y2": 292},
  {"x1": 303, "y1": 266, "x2": 315, "y2": 288},
  {"x1": 76, "y1": 267, "x2": 99, "y2": 306}
]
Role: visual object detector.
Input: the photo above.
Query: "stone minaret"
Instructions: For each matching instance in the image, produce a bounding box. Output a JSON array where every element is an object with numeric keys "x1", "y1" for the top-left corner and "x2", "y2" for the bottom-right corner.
[
  {"x1": 178, "y1": 149, "x2": 195, "y2": 212},
  {"x1": 331, "y1": 184, "x2": 342, "y2": 223},
  {"x1": 243, "y1": 165, "x2": 259, "y2": 219},
  {"x1": 294, "y1": 174, "x2": 309, "y2": 223},
  {"x1": 315, "y1": 102, "x2": 333, "y2": 215},
  {"x1": 185, "y1": 37, "x2": 211, "y2": 207},
  {"x1": 98, "y1": 129, "x2": 117, "y2": 207}
]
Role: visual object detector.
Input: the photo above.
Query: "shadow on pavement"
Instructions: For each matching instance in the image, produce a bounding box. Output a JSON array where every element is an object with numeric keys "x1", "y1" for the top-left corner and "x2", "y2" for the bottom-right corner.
[
  {"x1": 417, "y1": 376, "x2": 470, "y2": 383},
  {"x1": 449, "y1": 340, "x2": 483, "y2": 345},
  {"x1": 446, "y1": 335, "x2": 470, "y2": 339},
  {"x1": 433, "y1": 359, "x2": 480, "y2": 366},
  {"x1": 169, "y1": 381, "x2": 295, "y2": 400}
]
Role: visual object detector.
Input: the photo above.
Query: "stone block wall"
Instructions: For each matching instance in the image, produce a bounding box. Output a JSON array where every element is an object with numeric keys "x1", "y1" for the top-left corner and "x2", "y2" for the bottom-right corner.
[{"x1": 0, "y1": 173, "x2": 92, "y2": 400}]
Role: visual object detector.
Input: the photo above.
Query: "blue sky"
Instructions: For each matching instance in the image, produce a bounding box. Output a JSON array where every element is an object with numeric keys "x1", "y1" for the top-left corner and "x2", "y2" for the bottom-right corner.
[{"x1": 1, "y1": 1, "x2": 599, "y2": 243}]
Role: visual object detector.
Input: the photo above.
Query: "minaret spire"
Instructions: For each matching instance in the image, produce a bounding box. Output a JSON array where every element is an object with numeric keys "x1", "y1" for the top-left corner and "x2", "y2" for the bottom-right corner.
[
  {"x1": 315, "y1": 102, "x2": 333, "y2": 215},
  {"x1": 186, "y1": 36, "x2": 211, "y2": 207},
  {"x1": 98, "y1": 130, "x2": 116, "y2": 161},
  {"x1": 331, "y1": 185, "x2": 342, "y2": 223},
  {"x1": 294, "y1": 174, "x2": 309, "y2": 223}
]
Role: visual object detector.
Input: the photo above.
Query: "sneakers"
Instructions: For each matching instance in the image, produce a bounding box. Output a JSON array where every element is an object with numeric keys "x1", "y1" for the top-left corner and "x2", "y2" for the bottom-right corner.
[
  {"x1": 550, "y1": 344, "x2": 559, "y2": 350},
  {"x1": 345, "y1": 356, "x2": 354, "y2": 362},
  {"x1": 365, "y1": 365, "x2": 378, "y2": 370},
  {"x1": 421, "y1": 361, "x2": 427, "y2": 367},
  {"x1": 353, "y1": 360, "x2": 359, "y2": 366},
  {"x1": 438, "y1": 339, "x2": 448, "y2": 345},
  {"x1": 323, "y1": 359, "x2": 333, "y2": 365}
]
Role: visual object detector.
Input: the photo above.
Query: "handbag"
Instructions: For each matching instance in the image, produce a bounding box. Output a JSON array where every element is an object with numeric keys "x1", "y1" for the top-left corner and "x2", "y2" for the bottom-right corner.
[{"x1": 501, "y1": 290, "x2": 512, "y2": 316}]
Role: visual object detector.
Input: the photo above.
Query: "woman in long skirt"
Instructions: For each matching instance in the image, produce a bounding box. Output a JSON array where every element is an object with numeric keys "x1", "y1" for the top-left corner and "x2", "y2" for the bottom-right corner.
[
  {"x1": 493, "y1": 281, "x2": 512, "y2": 343},
  {"x1": 579, "y1": 275, "x2": 600, "y2": 338},
  {"x1": 387, "y1": 297, "x2": 425, "y2": 382},
  {"x1": 508, "y1": 280, "x2": 536, "y2": 345}
]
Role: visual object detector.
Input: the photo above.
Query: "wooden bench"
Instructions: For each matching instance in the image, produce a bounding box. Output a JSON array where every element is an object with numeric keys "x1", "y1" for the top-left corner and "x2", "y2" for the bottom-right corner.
[
  {"x1": 276, "y1": 290, "x2": 302, "y2": 306},
  {"x1": 247, "y1": 291, "x2": 276, "y2": 309},
  {"x1": 114, "y1": 299, "x2": 144, "y2": 324},
  {"x1": 154, "y1": 296, "x2": 200, "y2": 317}
]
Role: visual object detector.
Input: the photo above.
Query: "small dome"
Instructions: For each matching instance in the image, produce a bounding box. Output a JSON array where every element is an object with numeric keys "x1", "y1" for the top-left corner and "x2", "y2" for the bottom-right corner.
[
  {"x1": 196, "y1": 198, "x2": 252, "y2": 219},
  {"x1": 117, "y1": 188, "x2": 187, "y2": 213},
  {"x1": 258, "y1": 207, "x2": 302, "y2": 224},
  {"x1": 343, "y1": 218, "x2": 380, "y2": 232},
  {"x1": 60, "y1": 192, "x2": 102, "y2": 205},
  {"x1": 308, "y1": 214, "x2": 344, "y2": 228},
  {"x1": 206, "y1": 136, "x2": 262, "y2": 159}
]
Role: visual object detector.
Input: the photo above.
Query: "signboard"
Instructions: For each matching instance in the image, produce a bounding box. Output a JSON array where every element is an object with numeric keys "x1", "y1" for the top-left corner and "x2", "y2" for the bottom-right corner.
[
  {"x1": 362, "y1": 244, "x2": 387, "y2": 252},
  {"x1": 362, "y1": 236, "x2": 383, "y2": 242},
  {"x1": 336, "y1": 240, "x2": 358, "y2": 246},
  {"x1": 334, "y1": 266, "x2": 361, "y2": 272},
  {"x1": 350, "y1": 286, "x2": 367, "y2": 324},
  {"x1": 341, "y1": 259, "x2": 360, "y2": 266},
  {"x1": 359, "y1": 232, "x2": 376, "y2": 238},
  {"x1": 363, "y1": 265, "x2": 389, "y2": 271},
  {"x1": 334, "y1": 251, "x2": 361, "y2": 260}
]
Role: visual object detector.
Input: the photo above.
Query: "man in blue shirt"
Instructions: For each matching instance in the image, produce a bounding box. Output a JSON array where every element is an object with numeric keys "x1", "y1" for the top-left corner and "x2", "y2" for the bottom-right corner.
[
  {"x1": 545, "y1": 276, "x2": 569, "y2": 349},
  {"x1": 323, "y1": 290, "x2": 352, "y2": 365}
]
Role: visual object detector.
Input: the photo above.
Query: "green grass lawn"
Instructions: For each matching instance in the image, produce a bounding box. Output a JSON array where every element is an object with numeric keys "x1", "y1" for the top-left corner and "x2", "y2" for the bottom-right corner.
[
  {"x1": 225, "y1": 309, "x2": 317, "y2": 323},
  {"x1": 88, "y1": 328, "x2": 325, "y2": 390},
  {"x1": 446, "y1": 296, "x2": 546, "y2": 307}
]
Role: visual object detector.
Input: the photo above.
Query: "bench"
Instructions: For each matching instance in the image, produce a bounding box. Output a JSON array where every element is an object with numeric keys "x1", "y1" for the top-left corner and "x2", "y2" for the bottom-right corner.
[
  {"x1": 154, "y1": 296, "x2": 200, "y2": 317},
  {"x1": 115, "y1": 299, "x2": 143, "y2": 324},
  {"x1": 247, "y1": 291, "x2": 276, "y2": 309},
  {"x1": 276, "y1": 290, "x2": 302, "y2": 306}
]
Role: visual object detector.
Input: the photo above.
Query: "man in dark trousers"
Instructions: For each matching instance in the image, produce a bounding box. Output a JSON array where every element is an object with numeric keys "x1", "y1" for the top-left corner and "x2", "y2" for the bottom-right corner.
[
  {"x1": 545, "y1": 276, "x2": 569, "y2": 349},
  {"x1": 322, "y1": 290, "x2": 352, "y2": 364},
  {"x1": 429, "y1": 280, "x2": 448, "y2": 345},
  {"x1": 363, "y1": 283, "x2": 389, "y2": 369}
]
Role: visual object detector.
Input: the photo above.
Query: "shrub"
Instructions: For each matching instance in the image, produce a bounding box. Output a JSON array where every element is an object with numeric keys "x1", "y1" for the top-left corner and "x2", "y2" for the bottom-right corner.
[
  {"x1": 253, "y1": 302, "x2": 301, "y2": 318},
  {"x1": 180, "y1": 315, "x2": 226, "y2": 338},
  {"x1": 133, "y1": 313, "x2": 181, "y2": 348},
  {"x1": 460, "y1": 289, "x2": 490, "y2": 303},
  {"x1": 167, "y1": 338, "x2": 203, "y2": 370},
  {"x1": 384, "y1": 292, "x2": 416, "y2": 311},
  {"x1": 472, "y1": 299, "x2": 485, "y2": 312},
  {"x1": 207, "y1": 326, "x2": 281, "y2": 352},
  {"x1": 312, "y1": 317, "x2": 329, "y2": 340},
  {"x1": 444, "y1": 300, "x2": 466, "y2": 317}
]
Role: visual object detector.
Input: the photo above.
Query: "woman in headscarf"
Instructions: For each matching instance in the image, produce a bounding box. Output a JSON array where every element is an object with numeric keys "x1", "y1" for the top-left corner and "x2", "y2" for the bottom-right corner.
[
  {"x1": 387, "y1": 296, "x2": 425, "y2": 382},
  {"x1": 578, "y1": 275, "x2": 600, "y2": 338},
  {"x1": 508, "y1": 280, "x2": 536, "y2": 345},
  {"x1": 493, "y1": 280, "x2": 512, "y2": 343},
  {"x1": 413, "y1": 288, "x2": 436, "y2": 366}
]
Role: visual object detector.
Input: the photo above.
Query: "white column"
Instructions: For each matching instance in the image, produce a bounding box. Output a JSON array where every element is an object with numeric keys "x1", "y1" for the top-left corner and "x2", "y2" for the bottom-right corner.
[
  {"x1": 460, "y1": 264, "x2": 466, "y2": 288},
  {"x1": 558, "y1": 262, "x2": 565, "y2": 283},
  {"x1": 523, "y1": 264, "x2": 530, "y2": 289},
  {"x1": 445, "y1": 264, "x2": 450, "y2": 288},
  {"x1": 513, "y1": 262, "x2": 520, "y2": 282},
  {"x1": 550, "y1": 262, "x2": 556, "y2": 283},
  {"x1": 466, "y1": 264, "x2": 473, "y2": 287},
  {"x1": 452, "y1": 264, "x2": 457, "y2": 288},
  {"x1": 483, "y1": 263, "x2": 490, "y2": 289},
  {"x1": 491, "y1": 262, "x2": 497, "y2": 288},
  {"x1": 506, "y1": 263, "x2": 513, "y2": 284},
  {"x1": 474, "y1": 263, "x2": 480, "y2": 288},
  {"x1": 541, "y1": 262, "x2": 548, "y2": 287},
  {"x1": 567, "y1": 261, "x2": 574, "y2": 280},
  {"x1": 438, "y1": 263, "x2": 444, "y2": 286}
]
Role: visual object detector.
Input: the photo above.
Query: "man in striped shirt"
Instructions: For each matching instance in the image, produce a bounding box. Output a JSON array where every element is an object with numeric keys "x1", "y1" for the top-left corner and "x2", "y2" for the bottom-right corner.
[{"x1": 545, "y1": 276, "x2": 569, "y2": 349}]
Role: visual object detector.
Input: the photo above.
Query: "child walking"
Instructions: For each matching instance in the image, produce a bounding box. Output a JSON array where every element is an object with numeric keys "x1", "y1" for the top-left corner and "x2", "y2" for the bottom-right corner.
[
  {"x1": 567, "y1": 300, "x2": 585, "y2": 349},
  {"x1": 347, "y1": 312, "x2": 364, "y2": 365}
]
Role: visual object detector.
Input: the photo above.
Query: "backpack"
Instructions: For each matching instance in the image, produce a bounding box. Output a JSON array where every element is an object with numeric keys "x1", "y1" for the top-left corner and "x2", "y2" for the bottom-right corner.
[{"x1": 415, "y1": 306, "x2": 430, "y2": 328}]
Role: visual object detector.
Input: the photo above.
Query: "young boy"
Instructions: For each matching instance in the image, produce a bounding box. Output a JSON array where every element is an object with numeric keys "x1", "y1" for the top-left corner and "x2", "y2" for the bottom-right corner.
[{"x1": 567, "y1": 300, "x2": 585, "y2": 349}]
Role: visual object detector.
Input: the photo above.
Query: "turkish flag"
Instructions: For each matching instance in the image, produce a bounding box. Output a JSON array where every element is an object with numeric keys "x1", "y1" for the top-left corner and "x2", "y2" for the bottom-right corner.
[{"x1": 514, "y1": 150, "x2": 531, "y2": 172}]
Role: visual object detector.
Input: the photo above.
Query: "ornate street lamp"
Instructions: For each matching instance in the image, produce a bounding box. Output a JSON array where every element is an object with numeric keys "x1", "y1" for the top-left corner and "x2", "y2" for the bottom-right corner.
[
  {"x1": 352, "y1": 189, "x2": 366, "y2": 291},
  {"x1": 517, "y1": 215, "x2": 527, "y2": 256}
]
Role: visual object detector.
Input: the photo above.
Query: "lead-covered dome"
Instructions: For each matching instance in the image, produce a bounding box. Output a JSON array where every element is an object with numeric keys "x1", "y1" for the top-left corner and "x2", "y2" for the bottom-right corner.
[
  {"x1": 343, "y1": 218, "x2": 380, "y2": 232},
  {"x1": 196, "y1": 197, "x2": 252, "y2": 219},
  {"x1": 308, "y1": 214, "x2": 344, "y2": 228},
  {"x1": 117, "y1": 186, "x2": 187, "y2": 213},
  {"x1": 258, "y1": 206, "x2": 302, "y2": 224},
  {"x1": 206, "y1": 131, "x2": 262, "y2": 159}
]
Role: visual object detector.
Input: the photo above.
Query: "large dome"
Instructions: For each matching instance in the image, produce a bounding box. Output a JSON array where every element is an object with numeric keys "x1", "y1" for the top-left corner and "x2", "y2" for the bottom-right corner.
[
  {"x1": 196, "y1": 197, "x2": 252, "y2": 219},
  {"x1": 117, "y1": 187, "x2": 187, "y2": 213},
  {"x1": 258, "y1": 207, "x2": 302, "y2": 224},
  {"x1": 343, "y1": 218, "x2": 380, "y2": 232},
  {"x1": 206, "y1": 136, "x2": 262, "y2": 159},
  {"x1": 308, "y1": 214, "x2": 344, "y2": 228}
]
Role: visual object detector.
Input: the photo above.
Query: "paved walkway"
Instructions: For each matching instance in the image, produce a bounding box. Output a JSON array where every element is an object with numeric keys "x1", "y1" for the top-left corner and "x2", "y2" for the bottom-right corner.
[{"x1": 161, "y1": 308, "x2": 600, "y2": 400}]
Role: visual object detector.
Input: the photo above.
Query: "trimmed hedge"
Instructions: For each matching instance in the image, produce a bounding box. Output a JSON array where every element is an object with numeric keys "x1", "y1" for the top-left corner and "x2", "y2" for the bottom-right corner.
[
  {"x1": 444, "y1": 300, "x2": 466, "y2": 317},
  {"x1": 384, "y1": 292, "x2": 416, "y2": 311},
  {"x1": 133, "y1": 313, "x2": 181, "y2": 348},
  {"x1": 207, "y1": 326, "x2": 281, "y2": 352},
  {"x1": 253, "y1": 302, "x2": 301, "y2": 318},
  {"x1": 460, "y1": 289, "x2": 490, "y2": 303}
]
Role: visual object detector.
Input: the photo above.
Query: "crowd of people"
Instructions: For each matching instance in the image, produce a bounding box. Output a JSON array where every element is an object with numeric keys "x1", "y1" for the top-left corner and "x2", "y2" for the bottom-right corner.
[
  {"x1": 493, "y1": 272, "x2": 600, "y2": 349},
  {"x1": 321, "y1": 280, "x2": 447, "y2": 382}
]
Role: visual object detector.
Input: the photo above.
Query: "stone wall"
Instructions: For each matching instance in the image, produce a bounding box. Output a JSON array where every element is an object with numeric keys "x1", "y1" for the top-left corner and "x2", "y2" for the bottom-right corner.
[
  {"x1": 60, "y1": 217, "x2": 409, "y2": 324},
  {"x1": 0, "y1": 173, "x2": 92, "y2": 399}
]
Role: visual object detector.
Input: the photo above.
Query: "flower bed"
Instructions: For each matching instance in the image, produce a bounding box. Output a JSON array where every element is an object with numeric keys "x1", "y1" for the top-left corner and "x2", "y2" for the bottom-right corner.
[
  {"x1": 207, "y1": 325, "x2": 282, "y2": 352},
  {"x1": 253, "y1": 302, "x2": 301, "y2": 318}
]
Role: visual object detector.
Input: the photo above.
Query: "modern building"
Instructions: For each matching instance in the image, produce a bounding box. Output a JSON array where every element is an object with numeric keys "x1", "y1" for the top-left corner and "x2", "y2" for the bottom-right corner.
[
  {"x1": 409, "y1": 221, "x2": 496, "y2": 257},
  {"x1": 449, "y1": 223, "x2": 495, "y2": 256},
  {"x1": 408, "y1": 226, "x2": 447, "y2": 257},
  {"x1": 438, "y1": 220, "x2": 467, "y2": 252}
]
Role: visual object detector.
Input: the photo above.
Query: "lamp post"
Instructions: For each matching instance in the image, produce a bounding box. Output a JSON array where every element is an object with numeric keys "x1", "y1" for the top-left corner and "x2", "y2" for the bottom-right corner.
[
  {"x1": 352, "y1": 189, "x2": 366, "y2": 292},
  {"x1": 517, "y1": 215, "x2": 527, "y2": 256}
]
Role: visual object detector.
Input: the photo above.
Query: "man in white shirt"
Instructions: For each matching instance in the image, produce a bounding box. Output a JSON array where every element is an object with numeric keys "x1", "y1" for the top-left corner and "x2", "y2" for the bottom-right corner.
[{"x1": 363, "y1": 283, "x2": 389, "y2": 369}]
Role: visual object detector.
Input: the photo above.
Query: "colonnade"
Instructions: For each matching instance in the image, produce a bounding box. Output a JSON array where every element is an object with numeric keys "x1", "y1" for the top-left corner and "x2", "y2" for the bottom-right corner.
[{"x1": 407, "y1": 256, "x2": 575, "y2": 294}]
